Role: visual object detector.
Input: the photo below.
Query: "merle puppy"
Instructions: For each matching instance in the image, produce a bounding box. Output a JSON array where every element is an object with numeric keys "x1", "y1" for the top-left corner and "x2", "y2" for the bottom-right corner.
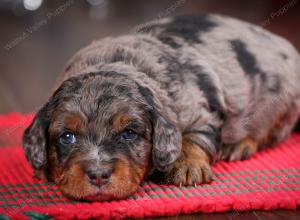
[{"x1": 23, "y1": 14, "x2": 300, "y2": 201}]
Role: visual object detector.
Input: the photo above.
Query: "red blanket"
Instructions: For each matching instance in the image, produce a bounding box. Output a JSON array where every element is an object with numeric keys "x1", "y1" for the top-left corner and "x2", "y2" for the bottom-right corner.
[{"x1": 0, "y1": 113, "x2": 300, "y2": 219}]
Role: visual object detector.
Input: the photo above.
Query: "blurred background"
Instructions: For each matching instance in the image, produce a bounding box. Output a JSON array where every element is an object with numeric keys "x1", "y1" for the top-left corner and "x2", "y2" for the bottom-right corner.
[{"x1": 0, "y1": 0, "x2": 300, "y2": 114}]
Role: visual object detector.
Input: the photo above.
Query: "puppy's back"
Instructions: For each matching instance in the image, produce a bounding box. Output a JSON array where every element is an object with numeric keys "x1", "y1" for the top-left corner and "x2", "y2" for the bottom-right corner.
[{"x1": 138, "y1": 14, "x2": 300, "y2": 144}]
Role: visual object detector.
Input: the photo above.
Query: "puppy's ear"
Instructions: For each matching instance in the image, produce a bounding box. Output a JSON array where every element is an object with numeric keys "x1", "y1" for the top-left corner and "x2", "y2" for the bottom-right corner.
[
  {"x1": 151, "y1": 110, "x2": 182, "y2": 172},
  {"x1": 23, "y1": 108, "x2": 50, "y2": 180},
  {"x1": 23, "y1": 78, "x2": 80, "y2": 179}
]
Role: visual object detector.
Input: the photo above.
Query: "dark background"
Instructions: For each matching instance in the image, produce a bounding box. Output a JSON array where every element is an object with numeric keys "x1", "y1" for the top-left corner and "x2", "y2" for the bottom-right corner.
[{"x1": 0, "y1": 0, "x2": 300, "y2": 114}]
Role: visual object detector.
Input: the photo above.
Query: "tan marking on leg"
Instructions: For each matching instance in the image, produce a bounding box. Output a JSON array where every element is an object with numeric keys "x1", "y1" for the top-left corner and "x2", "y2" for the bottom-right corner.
[
  {"x1": 166, "y1": 135, "x2": 213, "y2": 186},
  {"x1": 222, "y1": 137, "x2": 258, "y2": 162}
]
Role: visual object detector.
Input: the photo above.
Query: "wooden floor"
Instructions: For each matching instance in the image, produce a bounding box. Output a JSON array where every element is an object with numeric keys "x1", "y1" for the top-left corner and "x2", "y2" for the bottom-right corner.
[
  {"x1": 0, "y1": 0, "x2": 300, "y2": 219},
  {"x1": 153, "y1": 210, "x2": 300, "y2": 220}
]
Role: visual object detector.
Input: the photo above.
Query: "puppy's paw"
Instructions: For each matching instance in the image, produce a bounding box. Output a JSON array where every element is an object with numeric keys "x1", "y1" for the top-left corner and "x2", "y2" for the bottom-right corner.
[
  {"x1": 222, "y1": 137, "x2": 258, "y2": 161},
  {"x1": 166, "y1": 143, "x2": 213, "y2": 186}
]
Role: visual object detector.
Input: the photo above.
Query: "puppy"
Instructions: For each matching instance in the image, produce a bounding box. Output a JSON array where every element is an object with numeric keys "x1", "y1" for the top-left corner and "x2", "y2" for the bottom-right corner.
[{"x1": 23, "y1": 14, "x2": 300, "y2": 201}]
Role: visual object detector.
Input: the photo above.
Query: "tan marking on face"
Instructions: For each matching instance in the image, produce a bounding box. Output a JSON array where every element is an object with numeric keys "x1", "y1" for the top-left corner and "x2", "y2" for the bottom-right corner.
[
  {"x1": 106, "y1": 155, "x2": 143, "y2": 199},
  {"x1": 64, "y1": 113, "x2": 86, "y2": 134},
  {"x1": 48, "y1": 151, "x2": 98, "y2": 199},
  {"x1": 113, "y1": 113, "x2": 131, "y2": 132},
  {"x1": 47, "y1": 149, "x2": 152, "y2": 201},
  {"x1": 94, "y1": 152, "x2": 154, "y2": 201},
  {"x1": 59, "y1": 163, "x2": 96, "y2": 199}
]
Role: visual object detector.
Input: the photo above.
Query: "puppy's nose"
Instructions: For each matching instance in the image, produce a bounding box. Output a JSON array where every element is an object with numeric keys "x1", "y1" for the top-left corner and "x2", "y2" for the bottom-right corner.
[{"x1": 87, "y1": 168, "x2": 112, "y2": 186}]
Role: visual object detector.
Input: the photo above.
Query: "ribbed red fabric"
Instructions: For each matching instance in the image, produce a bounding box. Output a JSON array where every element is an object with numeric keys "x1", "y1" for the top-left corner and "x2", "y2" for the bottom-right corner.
[{"x1": 0, "y1": 113, "x2": 300, "y2": 219}]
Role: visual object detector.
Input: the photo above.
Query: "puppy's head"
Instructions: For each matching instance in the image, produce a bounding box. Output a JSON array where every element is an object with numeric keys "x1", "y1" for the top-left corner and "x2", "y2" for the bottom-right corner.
[{"x1": 23, "y1": 71, "x2": 181, "y2": 201}]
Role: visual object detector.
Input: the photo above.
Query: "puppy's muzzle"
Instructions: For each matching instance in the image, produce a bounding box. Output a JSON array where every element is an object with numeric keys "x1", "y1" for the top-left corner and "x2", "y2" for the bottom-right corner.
[{"x1": 87, "y1": 167, "x2": 112, "y2": 186}]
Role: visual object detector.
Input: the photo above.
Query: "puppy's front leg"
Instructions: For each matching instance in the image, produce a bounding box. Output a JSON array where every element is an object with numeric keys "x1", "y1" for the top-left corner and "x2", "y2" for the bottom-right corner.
[{"x1": 165, "y1": 124, "x2": 220, "y2": 186}]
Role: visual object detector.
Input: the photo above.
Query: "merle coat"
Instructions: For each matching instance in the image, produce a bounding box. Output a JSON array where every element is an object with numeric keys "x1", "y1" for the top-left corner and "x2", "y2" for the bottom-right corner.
[{"x1": 23, "y1": 14, "x2": 300, "y2": 201}]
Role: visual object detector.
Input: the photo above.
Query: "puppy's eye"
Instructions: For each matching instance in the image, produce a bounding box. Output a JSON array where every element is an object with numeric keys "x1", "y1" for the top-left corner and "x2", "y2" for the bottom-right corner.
[
  {"x1": 59, "y1": 132, "x2": 76, "y2": 145},
  {"x1": 121, "y1": 129, "x2": 137, "y2": 140}
]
